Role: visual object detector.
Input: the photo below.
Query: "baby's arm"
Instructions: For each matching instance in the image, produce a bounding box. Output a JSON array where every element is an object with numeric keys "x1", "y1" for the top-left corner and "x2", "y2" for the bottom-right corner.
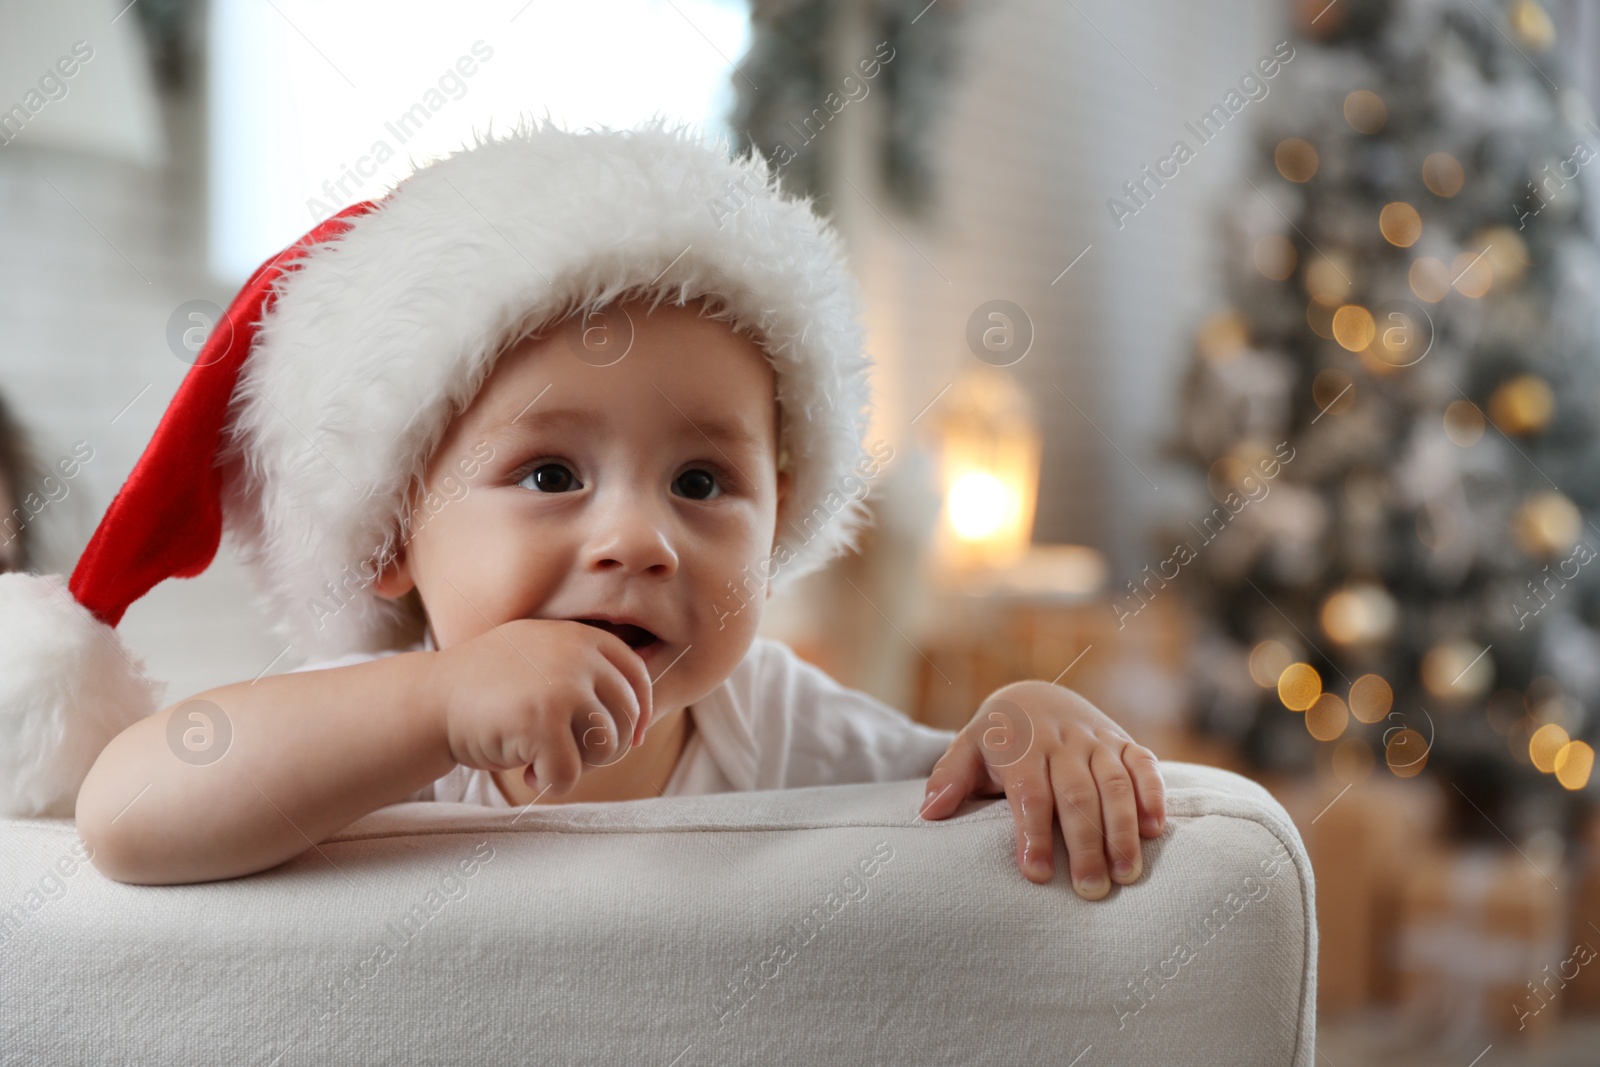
[
  {"x1": 76, "y1": 618, "x2": 651, "y2": 886},
  {"x1": 75, "y1": 650, "x2": 453, "y2": 886}
]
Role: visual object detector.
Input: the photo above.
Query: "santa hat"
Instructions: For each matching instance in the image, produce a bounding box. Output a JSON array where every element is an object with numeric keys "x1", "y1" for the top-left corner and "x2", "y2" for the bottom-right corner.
[{"x1": 0, "y1": 117, "x2": 876, "y2": 817}]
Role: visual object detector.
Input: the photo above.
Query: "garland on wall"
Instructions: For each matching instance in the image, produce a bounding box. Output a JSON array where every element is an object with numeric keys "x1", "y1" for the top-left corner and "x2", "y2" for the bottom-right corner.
[{"x1": 728, "y1": 0, "x2": 968, "y2": 221}]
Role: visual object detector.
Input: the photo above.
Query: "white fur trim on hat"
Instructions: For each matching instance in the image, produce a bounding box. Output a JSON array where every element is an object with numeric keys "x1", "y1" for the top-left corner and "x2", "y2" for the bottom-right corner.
[
  {"x1": 218, "y1": 117, "x2": 875, "y2": 660},
  {"x1": 0, "y1": 572, "x2": 164, "y2": 817}
]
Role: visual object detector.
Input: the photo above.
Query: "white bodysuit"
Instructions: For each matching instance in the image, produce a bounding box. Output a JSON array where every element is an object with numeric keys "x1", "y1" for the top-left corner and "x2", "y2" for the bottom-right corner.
[{"x1": 287, "y1": 632, "x2": 960, "y2": 807}]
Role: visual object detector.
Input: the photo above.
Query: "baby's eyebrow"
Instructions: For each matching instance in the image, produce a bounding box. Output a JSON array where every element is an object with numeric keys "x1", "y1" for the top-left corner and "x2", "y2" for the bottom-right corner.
[
  {"x1": 492, "y1": 405, "x2": 763, "y2": 453},
  {"x1": 668, "y1": 414, "x2": 763, "y2": 453}
]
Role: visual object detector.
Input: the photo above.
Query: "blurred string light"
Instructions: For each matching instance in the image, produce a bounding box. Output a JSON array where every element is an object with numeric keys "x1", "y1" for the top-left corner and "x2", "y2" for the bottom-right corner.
[
  {"x1": 208, "y1": 0, "x2": 750, "y2": 282},
  {"x1": 1529, "y1": 722, "x2": 1568, "y2": 772},
  {"x1": 1254, "y1": 234, "x2": 1298, "y2": 280},
  {"x1": 1312, "y1": 368, "x2": 1355, "y2": 415},
  {"x1": 1408, "y1": 257, "x2": 1451, "y2": 302},
  {"x1": 1511, "y1": 490, "x2": 1581, "y2": 558},
  {"x1": 1555, "y1": 740, "x2": 1595, "y2": 790},
  {"x1": 1348, "y1": 674, "x2": 1392, "y2": 723},
  {"x1": 1320, "y1": 583, "x2": 1397, "y2": 646},
  {"x1": 1250, "y1": 645, "x2": 1460, "y2": 781},
  {"x1": 1274, "y1": 137, "x2": 1319, "y2": 182},
  {"x1": 1343, "y1": 89, "x2": 1387, "y2": 133},
  {"x1": 1489, "y1": 374, "x2": 1555, "y2": 435},
  {"x1": 1443, "y1": 399, "x2": 1486, "y2": 446},
  {"x1": 1421, "y1": 151, "x2": 1464, "y2": 197},
  {"x1": 1379, "y1": 201, "x2": 1421, "y2": 247},
  {"x1": 1249, "y1": 639, "x2": 1296, "y2": 687},
  {"x1": 1277, "y1": 662, "x2": 1322, "y2": 711},
  {"x1": 1305, "y1": 693, "x2": 1348, "y2": 741},
  {"x1": 1331, "y1": 305, "x2": 1375, "y2": 351},
  {"x1": 1420, "y1": 639, "x2": 1493, "y2": 701},
  {"x1": 1386, "y1": 728, "x2": 1427, "y2": 777},
  {"x1": 1510, "y1": 0, "x2": 1557, "y2": 50}
]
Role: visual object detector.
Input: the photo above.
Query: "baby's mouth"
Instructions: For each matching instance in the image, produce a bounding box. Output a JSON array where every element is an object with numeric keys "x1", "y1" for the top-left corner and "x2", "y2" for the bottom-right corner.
[{"x1": 573, "y1": 619, "x2": 661, "y2": 651}]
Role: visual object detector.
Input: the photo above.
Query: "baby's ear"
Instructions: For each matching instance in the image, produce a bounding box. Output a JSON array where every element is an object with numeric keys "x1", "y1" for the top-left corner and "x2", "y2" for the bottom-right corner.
[
  {"x1": 775, "y1": 467, "x2": 792, "y2": 514},
  {"x1": 772, "y1": 467, "x2": 792, "y2": 538},
  {"x1": 372, "y1": 543, "x2": 415, "y2": 600}
]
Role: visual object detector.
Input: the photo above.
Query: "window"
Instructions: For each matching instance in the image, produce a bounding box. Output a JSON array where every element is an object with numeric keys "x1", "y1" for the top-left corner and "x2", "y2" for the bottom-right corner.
[{"x1": 208, "y1": 0, "x2": 749, "y2": 282}]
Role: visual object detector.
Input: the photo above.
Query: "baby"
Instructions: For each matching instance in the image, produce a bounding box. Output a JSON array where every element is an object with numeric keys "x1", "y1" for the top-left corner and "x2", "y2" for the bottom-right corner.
[{"x1": 68, "y1": 122, "x2": 1165, "y2": 896}]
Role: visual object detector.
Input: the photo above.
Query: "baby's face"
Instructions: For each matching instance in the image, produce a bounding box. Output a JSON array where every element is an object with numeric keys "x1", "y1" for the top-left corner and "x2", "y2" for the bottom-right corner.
[{"x1": 375, "y1": 297, "x2": 789, "y2": 719}]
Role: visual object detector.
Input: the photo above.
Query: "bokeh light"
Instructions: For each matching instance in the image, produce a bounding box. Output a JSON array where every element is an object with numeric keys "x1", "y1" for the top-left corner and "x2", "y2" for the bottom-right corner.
[
  {"x1": 1321, "y1": 584, "x2": 1398, "y2": 646},
  {"x1": 1475, "y1": 226, "x2": 1530, "y2": 287},
  {"x1": 1556, "y1": 741, "x2": 1594, "y2": 790},
  {"x1": 1278, "y1": 662, "x2": 1323, "y2": 711},
  {"x1": 1275, "y1": 137, "x2": 1320, "y2": 182},
  {"x1": 1349, "y1": 674, "x2": 1393, "y2": 723},
  {"x1": 1408, "y1": 257, "x2": 1451, "y2": 302},
  {"x1": 1530, "y1": 723, "x2": 1570, "y2": 773},
  {"x1": 1197, "y1": 313, "x2": 1250, "y2": 364},
  {"x1": 1332, "y1": 305, "x2": 1376, "y2": 351},
  {"x1": 1511, "y1": 490, "x2": 1581, "y2": 559},
  {"x1": 1421, "y1": 640, "x2": 1493, "y2": 700},
  {"x1": 1344, "y1": 90, "x2": 1387, "y2": 133},
  {"x1": 1249, "y1": 640, "x2": 1296, "y2": 688},
  {"x1": 1488, "y1": 374, "x2": 1554, "y2": 436},
  {"x1": 1312, "y1": 368, "x2": 1355, "y2": 416},
  {"x1": 1386, "y1": 728, "x2": 1428, "y2": 777},
  {"x1": 1368, "y1": 305, "x2": 1427, "y2": 367},
  {"x1": 1306, "y1": 693, "x2": 1350, "y2": 741},
  {"x1": 1379, "y1": 202, "x2": 1422, "y2": 247},
  {"x1": 1450, "y1": 250, "x2": 1493, "y2": 298},
  {"x1": 1421, "y1": 152, "x2": 1464, "y2": 197},
  {"x1": 1443, "y1": 400, "x2": 1485, "y2": 446},
  {"x1": 1511, "y1": 0, "x2": 1556, "y2": 51},
  {"x1": 1254, "y1": 234, "x2": 1299, "y2": 280},
  {"x1": 1305, "y1": 255, "x2": 1354, "y2": 303}
]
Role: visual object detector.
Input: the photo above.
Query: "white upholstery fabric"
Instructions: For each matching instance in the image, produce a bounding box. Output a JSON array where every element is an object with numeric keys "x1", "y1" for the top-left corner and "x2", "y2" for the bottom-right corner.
[{"x1": 0, "y1": 762, "x2": 1315, "y2": 1064}]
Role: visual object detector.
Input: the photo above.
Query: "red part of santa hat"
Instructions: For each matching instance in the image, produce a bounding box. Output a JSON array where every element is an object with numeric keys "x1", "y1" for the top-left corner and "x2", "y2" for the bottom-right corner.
[
  {"x1": 68, "y1": 199, "x2": 379, "y2": 631},
  {"x1": 0, "y1": 201, "x2": 375, "y2": 819}
]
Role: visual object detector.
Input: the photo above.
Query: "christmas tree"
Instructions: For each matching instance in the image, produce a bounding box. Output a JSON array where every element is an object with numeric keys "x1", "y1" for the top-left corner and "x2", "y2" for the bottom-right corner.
[{"x1": 1171, "y1": 0, "x2": 1600, "y2": 831}]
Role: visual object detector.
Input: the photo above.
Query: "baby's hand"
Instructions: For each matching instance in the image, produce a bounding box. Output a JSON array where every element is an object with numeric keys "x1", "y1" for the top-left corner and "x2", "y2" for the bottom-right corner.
[
  {"x1": 918, "y1": 681, "x2": 1166, "y2": 899},
  {"x1": 431, "y1": 619, "x2": 654, "y2": 798}
]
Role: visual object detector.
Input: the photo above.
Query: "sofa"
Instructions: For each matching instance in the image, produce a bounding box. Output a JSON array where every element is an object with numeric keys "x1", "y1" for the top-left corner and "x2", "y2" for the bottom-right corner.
[{"x1": 0, "y1": 761, "x2": 1315, "y2": 1065}]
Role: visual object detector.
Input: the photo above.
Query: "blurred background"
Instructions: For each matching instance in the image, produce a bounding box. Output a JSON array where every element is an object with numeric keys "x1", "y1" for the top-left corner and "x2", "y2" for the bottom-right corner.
[{"x1": 6, "y1": 0, "x2": 1600, "y2": 1059}]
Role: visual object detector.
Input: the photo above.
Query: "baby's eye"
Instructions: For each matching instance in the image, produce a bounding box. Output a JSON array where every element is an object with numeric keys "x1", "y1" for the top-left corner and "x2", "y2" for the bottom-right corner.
[
  {"x1": 673, "y1": 467, "x2": 722, "y2": 501},
  {"x1": 519, "y1": 462, "x2": 582, "y2": 493}
]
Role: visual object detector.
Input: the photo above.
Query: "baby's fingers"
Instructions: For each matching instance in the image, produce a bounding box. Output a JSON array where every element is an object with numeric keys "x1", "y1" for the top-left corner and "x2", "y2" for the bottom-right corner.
[
  {"x1": 589, "y1": 633, "x2": 653, "y2": 748},
  {"x1": 919, "y1": 735, "x2": 994, "y2": 820},
  {"x1": 1050, "y1": 754, "x2": 1109, "y2": 899},
  {"x1": 1122, "y1": 742, "x2": 1166, "y2": 837},
  {"x1": 1092, "y1": 747, "x2": 1142, "y2": 885},
  {"x1": 1005, "y1": 768, "x2": 1059, "y2": 885}
]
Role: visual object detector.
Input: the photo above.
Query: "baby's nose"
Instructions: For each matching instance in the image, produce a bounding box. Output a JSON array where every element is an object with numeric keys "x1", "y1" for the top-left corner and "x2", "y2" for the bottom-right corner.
[{"x1": 584, "y1": 499, "x2": 679, "y2": 576}]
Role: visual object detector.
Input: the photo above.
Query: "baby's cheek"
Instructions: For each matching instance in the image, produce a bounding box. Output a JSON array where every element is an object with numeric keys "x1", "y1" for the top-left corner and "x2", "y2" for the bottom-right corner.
[{"x1": 681, "y1": 573, "x2": 763, "y2": 687}]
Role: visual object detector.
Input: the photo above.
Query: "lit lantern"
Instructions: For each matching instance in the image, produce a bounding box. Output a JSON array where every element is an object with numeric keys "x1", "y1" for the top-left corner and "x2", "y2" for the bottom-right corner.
[{"x1": 932, "y1": 366, "x2": 1042, "y2": 573}]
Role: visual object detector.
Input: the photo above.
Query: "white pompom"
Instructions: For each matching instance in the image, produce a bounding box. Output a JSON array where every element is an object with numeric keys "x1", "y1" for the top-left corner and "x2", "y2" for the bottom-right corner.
[{"x1": 0, "y1": 572, "x2": 165, "y2": 817}]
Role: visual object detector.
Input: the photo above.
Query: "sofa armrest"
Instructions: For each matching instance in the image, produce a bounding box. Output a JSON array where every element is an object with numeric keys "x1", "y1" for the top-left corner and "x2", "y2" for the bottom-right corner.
[{"x1": 0, "y1": 761, "x2": 1314, "y2": 1065}]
